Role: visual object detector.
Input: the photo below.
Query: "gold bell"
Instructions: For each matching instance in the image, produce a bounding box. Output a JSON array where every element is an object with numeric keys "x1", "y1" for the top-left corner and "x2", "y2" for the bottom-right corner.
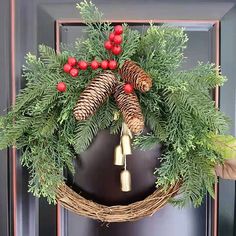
[
  {"x1": 114, "y1": 145, "x2": 125, "y2": 166},
  {"x1": 120, "y1": 170, "x2": 132, "y2": 192},
  {"x1": 122, "y1": 122, "x2": 133, "y2": 139},
  {"x1": 121, "y1": 134, "x2": 132, "y2": 155}
]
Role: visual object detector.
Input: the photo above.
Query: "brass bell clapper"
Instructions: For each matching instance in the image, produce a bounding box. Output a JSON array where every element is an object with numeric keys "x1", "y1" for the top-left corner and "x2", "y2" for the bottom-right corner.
[{"x1": 114, "y1": 122, "x2": 132, "y2": 192}]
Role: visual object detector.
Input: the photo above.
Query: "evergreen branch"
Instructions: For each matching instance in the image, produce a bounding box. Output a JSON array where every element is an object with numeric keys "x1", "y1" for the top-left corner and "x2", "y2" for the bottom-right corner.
[
  {"x1": 38, "y1": 44, "x2": 67, "y2": 66},
  {"x1": 21, "y1": 145, "x2": 64, "y2": 204},
  {"x1": 76, "y1": 1, "x2": 103, "y2": 24},
  {"x1": 138, "y1": 25, "x2": 188, "y2": 75},
  {"x1": 118, "y1": 25, "x2": 140, "y2": 66},
  {"x1": 0, "y1": 116, "x2": 32, "y2": 149},
  {"x1": 208, "y1": 133, "x2": 236, "y2": 159},
  {"x1": 110, "y1": 115, "x2": 122, "y2": 134},
  {"x1": 157, "y1": 149, "x2": 216, "y2": 207},
  {"x1": 133, "y1": 133, "x2": 160, "y2": 150},
  {"x1": 73, "y1": 100, "x2": 115, "y2": 154},
  {"x1": 76, "y1": 1, "x2": 113, "y2": 59},
  {"x1": 189, "y1": 63, "x2": 226, "y2": 89}
]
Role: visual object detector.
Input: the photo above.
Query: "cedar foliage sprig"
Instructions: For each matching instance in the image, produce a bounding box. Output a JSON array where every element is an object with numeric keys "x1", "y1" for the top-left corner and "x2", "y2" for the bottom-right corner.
[
  {"x1": 76, "y1": 1, "x2": 140, "y2": 65},
  {"x1": 0, "y1": 1, "x2": 232, "y2": 207}
]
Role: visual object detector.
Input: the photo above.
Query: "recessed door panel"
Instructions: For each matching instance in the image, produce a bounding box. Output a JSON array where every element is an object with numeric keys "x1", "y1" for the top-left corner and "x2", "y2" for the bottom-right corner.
[{"x1": 58, "y1": 23, "x2": 216, "y2": 236}]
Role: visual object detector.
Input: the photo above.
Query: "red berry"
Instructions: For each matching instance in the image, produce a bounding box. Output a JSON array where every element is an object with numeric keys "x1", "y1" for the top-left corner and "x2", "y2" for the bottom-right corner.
[
  {"x1": 67, "y1": 57, "x2": 77, "y2": 66},
  {"x1": 114, "y1": 25, "x2": 123, "y2": 35},
  {"x1": 101, "y1": 60, "x2": 109, "y2": 70},
  {"x1": 70, "y1": 68, "x2": 79, "y2": 77},
  {"x1": 63, "y1": 63, "x2": 72, "y2": 73},
  {"x1": 104, "y1": 40, "x2": 113, "y2": 50},
  {"x1": 124, "y1": 84, "x2": 134, "y2": 94},
  {"x1": 109, "y1": 32, "x2": 115, "y2": 41},
  {"x1": 57, "y1": 82, "x2": 66, "y2": 92},
  {"x1": 113, "y1": 35, "x2": 122, "y2": 45},
  {"x1": 112, "y1": 45, "x2": 122, "y2": 55},
  {"x1": 78, "y1": 60, "x2": 88, "y2": 70},
  {"x1": 108, "y1": 60, "x2": 117, "y2": 70},
  {"x1": 91, "y1": 60, "x2": 100, "y2": 70}
]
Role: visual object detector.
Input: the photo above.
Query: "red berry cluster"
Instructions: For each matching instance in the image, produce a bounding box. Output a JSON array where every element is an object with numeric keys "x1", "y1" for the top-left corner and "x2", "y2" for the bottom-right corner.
[
  {"x1": 57, "y1": 25, "x2": 127, "y2": 93},
  {"x1": 104, "y1": 25, "x2": 123, "y2": 55},
  {"x1": 63, "y1": 57, "x2": 89, "y2": 78},
  {"x1": 63, "y1": 57, "x2": 79, "y2": 78},
  {"x1": 58, "y1": 57, "x2": 118, "y2": 92},
  {"x1": 63, "y1": 56, "x2": 118, "y2": 76}
]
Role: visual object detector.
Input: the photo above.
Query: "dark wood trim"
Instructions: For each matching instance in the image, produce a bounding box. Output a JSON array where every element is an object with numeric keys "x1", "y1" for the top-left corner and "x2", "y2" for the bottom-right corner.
[
  {"x1": 10, "y1": 0, "x2": 17, "y2": 235},
  {"x1": 213, "y1": 21, "x2": 220, "y2": 236},
  {"x1": 0, "y1": 0, "x2": 15, "y2": 235},
  {"x1": 55, "y1": 19, "x2": 218, "y2": 53},
  {"x1": 57, "y1": 204, "x2": 62, "y2": 236}
]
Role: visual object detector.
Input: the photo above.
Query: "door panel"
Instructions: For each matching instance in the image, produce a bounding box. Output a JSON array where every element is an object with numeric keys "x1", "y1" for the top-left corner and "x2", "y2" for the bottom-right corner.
[{"x1": 58, "y1": 22, "x2": 215, "y2": 236}]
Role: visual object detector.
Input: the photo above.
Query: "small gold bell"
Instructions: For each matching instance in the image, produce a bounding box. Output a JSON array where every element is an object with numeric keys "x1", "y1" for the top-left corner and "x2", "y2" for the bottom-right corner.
[
  {"x1": 121, "y1": 134, "x2": 132, "y2": 155},
  {"x1": 122, "y1": 122, "x2": 133, "y2": 139},
  {"x1": 114, "y1": 145, "x2": 125, "y2": 166},
  {"x1": 120, "y1": 170, "x2": 132, "y2": 192}
]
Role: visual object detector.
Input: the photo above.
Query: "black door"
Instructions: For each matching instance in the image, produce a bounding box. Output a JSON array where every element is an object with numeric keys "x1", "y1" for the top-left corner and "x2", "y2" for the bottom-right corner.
[{"x1": 1, "y1": 1, "x2": 236, "y2": 236}]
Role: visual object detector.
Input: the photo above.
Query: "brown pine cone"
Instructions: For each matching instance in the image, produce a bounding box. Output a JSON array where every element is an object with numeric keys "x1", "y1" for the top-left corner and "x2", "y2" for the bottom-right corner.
[
  {"x1": 119, "y1": 60, "x2": 152, "y2": 92},
  {"x1": 74, "y1": 72, "x2": 117, "y2": 120},
  {"x1": 114, "y1": 82, "x2": 144, "y2": 134}
]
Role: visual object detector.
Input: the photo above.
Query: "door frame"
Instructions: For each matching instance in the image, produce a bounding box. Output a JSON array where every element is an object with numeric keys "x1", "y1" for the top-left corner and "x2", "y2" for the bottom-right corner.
[{"x1": 55, "y1": 19, "x2": 220, "y2": 236}]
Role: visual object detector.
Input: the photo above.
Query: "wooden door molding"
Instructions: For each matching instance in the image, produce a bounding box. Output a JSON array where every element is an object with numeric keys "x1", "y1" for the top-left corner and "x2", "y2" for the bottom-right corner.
[
  {"x1": 0, "y1": 0, "x2": 11, "y2": 235},
  {"x1": 55, "y1": 18, "x2": 219, "y2": 236}
]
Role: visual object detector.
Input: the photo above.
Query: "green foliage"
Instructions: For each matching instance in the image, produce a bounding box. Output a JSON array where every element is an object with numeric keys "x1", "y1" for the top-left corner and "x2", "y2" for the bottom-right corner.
[
  {"x1": 73, "y1": 100, "x2": 115, "y2": 154},
  {"x1": 110, "y1": 115, "x2": 123, "y2": 135},
  {"x1": 0, "y1": 1, "x2": 231, "y2": 208},
  {"x1": 76, "y1": 0, "x2": 103, "y2": 24},
  {"x1": 118, "y1": 25, "x2": 140, "y2": 66},
  {"x1": 188, "y1": 63, "x2": 226, "y2": 89},
  {"x1": 169, "y1": 154, "x2": 216, "y2": 208},
  {"x1": 136, "y1": 24, "x2": 188, "y2": 76},
  {"x1": 133, "y1": 133, "x2": 160, "y2": 151},
  {"x1": 76, "y1": 1, "x2": 140, "y2": 65},
  {"x1": 156, "y1": 146, "x2": 218, "y2": 207},
  {"x1": 208, "y1": 133, "x2": 236, "y2": 159},
  {"x1": 76, "y1": 1, "x2": 112, "y2": 60}
]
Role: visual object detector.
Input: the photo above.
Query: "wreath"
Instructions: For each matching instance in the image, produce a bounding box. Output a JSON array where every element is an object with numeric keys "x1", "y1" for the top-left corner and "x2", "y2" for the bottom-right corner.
[{"x1": 1, "y1": 1, "x2": 236, "y2": 222}]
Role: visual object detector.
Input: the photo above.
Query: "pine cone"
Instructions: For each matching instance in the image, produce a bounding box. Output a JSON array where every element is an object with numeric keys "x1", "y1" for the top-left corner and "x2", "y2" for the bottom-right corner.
[
  {"x1": 114, "y1": 83, "x2": 144, "y2": 134},
  {"x1": 119, "y1": 60, "x2": 152, "y2": 92},
  {"x1": 74, "y1": 72, "x2": 117, "y2": 120}
]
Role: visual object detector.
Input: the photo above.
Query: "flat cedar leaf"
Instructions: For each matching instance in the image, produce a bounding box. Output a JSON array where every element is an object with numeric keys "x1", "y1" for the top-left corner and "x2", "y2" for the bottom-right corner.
[{"x1": 209, "y1": 133, "x2": 236, "y2": 159}]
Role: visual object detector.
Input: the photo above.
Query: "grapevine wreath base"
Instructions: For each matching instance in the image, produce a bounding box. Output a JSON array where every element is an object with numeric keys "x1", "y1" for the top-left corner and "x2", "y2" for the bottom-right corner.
[{"x1": 57, "y1": 182, "x2": 181, "y2": 222}]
